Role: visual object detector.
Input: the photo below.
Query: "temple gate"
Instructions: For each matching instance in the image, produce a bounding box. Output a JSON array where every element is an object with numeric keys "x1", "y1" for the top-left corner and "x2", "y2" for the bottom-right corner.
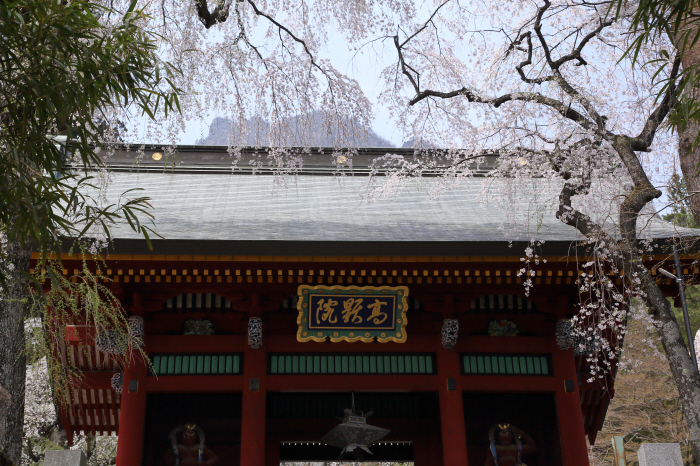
[{"x1": 45, "y1": 146, "x2": 696, "y2": 466}]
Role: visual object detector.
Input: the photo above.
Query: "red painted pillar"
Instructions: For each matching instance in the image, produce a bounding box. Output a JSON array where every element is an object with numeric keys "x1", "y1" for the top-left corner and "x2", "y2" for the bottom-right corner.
[
  {"x1": 264, "y1": 435, "x2": 280, "y2": 466},
  {"x1": 429, "y1": 431, "x2": 444, "y2": 466},
  {"x1": 116, "y1": 294, "x2": 147, "y2": 466},
  {"x1": 437, "y1": 348, "x2": 469, "y2": 466},
  {"x1": 241, "y1": 303, "x2": 266, "y2": 466},
  {"x1": 412, "y1": 434, "x2": 430, "y2": 466},
  {"x1": 551, "y1": 346, "x2": 589, "y2": 466}
]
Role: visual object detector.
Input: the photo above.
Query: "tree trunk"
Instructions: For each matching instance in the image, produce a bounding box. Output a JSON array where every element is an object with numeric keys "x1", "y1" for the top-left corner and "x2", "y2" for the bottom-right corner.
[
  {"x1": 678, "y1": 122, "x2": 700, "y2": 220},
  {"x1": 641, "y1": 269, "x2": 700, "y2": 465},
  {"x1": 0, "y1": 238, "x2": 32, "y2": 465},
  {"x1": 677, "y1": 21, "x2": 700, "y2": 222}
]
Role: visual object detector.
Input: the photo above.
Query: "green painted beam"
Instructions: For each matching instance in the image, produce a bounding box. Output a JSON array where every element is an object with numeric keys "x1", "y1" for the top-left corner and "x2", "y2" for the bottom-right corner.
[
  {"x1": 150, "y1": 353, "x2": 243, "y2": 375},
  {"x1": 268, "y1": 353, "x2": 437, "y2": 374},
  {"x1": 461, "y1": 354, "x2": 552, "y2": 376}
]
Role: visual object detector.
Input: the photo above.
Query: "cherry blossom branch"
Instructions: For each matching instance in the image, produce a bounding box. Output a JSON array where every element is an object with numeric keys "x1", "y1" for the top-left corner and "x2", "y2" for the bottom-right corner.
[
  {"x1": 533, "y1": 0, "x2": 612, "y2": 71},
  {"x1": 529, "y1": 1, "x2": 612, "y2": 129},
  {"x1": 393, "y1": 0, "x2": 452, "y2": 98},
  {"x1": 533, "y1": 0, "x2": 556, "y2": 68},
  {"x1": 399, "y1": 0, "x2": 451, "y2": 49},
  {"x1": 244, "y1": 0, "x2": 326, "y2": 75},
  {"x1": 395, "y1": 2, "x2": 619, "y2": 135},
  {"x1": 193, "y1": 0, "x2": 327, "y2": 78}
]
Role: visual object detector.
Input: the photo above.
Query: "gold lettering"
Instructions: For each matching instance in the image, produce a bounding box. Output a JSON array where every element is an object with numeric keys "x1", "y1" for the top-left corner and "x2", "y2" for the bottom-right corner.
[
  {"x1": 367, "y1": 299, "x2": 388, "y2": 324},
  {"x1": 316, "y1": 298, "x2": 338, "y2": 324},
  {"x1": 342, "y1": 298, "x2": 364, "y2": 324}
]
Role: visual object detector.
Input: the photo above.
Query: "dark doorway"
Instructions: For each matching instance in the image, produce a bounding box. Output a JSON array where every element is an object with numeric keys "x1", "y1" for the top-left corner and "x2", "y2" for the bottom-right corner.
[
  {"x1": 463, "y1": 392, "x2": 563, "y2": 466},
  {"x1": 143, "y1": 393, "x2": 242, "y2": 466},
  {"x1": 267, "y1": 392, "x2": 440, "y2": 464}
]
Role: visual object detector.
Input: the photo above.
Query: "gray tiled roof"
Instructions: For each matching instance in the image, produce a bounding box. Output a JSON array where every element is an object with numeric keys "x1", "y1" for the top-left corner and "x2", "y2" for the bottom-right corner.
[{"x1": 100, "y1": 171, "x2": 694, "y2": 244}]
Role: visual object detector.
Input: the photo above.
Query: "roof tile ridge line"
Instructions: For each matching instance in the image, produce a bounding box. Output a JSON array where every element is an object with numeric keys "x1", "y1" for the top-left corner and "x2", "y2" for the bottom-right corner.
[
  {"x1": 98, "y1": 164, "x2": 493, "y2": 176},
  {"x1": 93, "y1": 143, "x2": 443, "y2": 152}
]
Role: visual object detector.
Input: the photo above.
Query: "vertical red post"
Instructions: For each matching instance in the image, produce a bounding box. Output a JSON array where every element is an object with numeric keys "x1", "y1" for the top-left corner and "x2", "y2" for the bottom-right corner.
[
  {"x1": 264, "y1": 435, "x2": 280, "y2": 466},
  {"x1": 117, "y1": 294, "x2": 147, "y2": 466},
  {"x1": 437, "y1": 348, "x2": 469, "y2": 466},
  {"x1": 411, "y1": 434, "x2": 430, "y2": 466},
  {"x1": 551, "y1": 347, "x2": 590, "y2": 466},
  {"x1": 241, "y1": 299, "x2": 267, "y2": 466}
]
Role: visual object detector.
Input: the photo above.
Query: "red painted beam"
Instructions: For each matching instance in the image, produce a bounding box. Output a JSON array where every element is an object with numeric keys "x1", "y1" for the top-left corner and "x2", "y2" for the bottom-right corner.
[
  {"x1": 265, "y1": 335, "x2": 438, "y2": 353},
  {"x1": 65, "y1": 325, "x2": 95, "y2": 346},
  {"x1": 145, "y1": 375, "x2": 245, "y2": 392},
  {"x1": 459, "y1": 375, "x2": 559, "y2": 392},
  {"x1": 71, "y1": 372, "x2": 114, "y2": 390},
  {"x1": 59, "y1": 406, "x2": 75, "y2": 445},
  {"x1": 457, "y1": 336, "x2": 552, "y2": 353},
  {"x1": 588, "y1": 392, "x2": 610, "y2": 445},
  {"x1": 264, "y1": 335, "x2": 552, "y2": 354},
  {"x1": 147, "y1": 335, "x2": 246, "y2": 353},
  {"x1": 241, "y1": 347, "x2": 266, "y2": 466}
]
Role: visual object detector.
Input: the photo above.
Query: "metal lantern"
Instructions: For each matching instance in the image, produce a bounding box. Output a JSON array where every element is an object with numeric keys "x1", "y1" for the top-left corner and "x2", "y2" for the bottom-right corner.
[{"x1": 320, "y1": 394, "x2": 390, "y2": 460}]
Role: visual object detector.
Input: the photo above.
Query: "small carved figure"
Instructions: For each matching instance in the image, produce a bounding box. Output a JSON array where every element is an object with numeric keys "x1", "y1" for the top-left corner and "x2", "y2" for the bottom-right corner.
[
  {"x1": 485, "y1": 423, "x2": 536, "y2": 466},
  {"x1": 165, "y1": 424, "x2": 219, "y2": 466}
]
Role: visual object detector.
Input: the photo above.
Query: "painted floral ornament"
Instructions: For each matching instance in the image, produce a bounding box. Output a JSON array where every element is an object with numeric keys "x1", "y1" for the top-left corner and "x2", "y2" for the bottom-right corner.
[{"x1": 487, "y1": 320, "x2": 519, "y2": 336}]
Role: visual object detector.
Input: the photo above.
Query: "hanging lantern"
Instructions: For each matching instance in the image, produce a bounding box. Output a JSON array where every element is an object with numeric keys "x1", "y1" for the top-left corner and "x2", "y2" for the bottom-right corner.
[{"x1": 320, "y1": 394, "x2": 390, "y2": 460}]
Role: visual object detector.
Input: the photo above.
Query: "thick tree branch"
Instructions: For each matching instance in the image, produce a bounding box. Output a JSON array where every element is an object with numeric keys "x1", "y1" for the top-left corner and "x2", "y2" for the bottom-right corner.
[
  {"x1": 406, "y1": 85, "x2": 598, "y2": 132},
  {"x1": 510, "y1": 32, "x2": 555, "y2": 85},
  {"x1": 533, "y1": 0, "x2": 556, "y2": 68},
  {"x1": 551, "y1": 17, "x2": 613, "y2": 69},
  {"x1": 632, "y1": 54, "x2": 681, "y2": 151},
  {"x1": 613, "y1": 137, "x2": 662, "y2": 249},
  {"x1": 195, "y1": 0, "x2": 232, "y2": 29}
]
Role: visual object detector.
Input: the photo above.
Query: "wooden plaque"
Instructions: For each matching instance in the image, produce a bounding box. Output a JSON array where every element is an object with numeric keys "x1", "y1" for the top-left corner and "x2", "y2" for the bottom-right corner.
[{"x1": 296, "y1": 285, "x2": 409, "y2": 343}]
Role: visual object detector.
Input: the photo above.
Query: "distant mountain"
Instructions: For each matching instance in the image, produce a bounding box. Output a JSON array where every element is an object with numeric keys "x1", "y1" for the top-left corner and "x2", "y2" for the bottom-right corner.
[
  {"x1": 196, "y1": 112, "x2": 395, "y2": 148},
  {"x1": 401, "y1": 138, "x2": 436, "y2": 149}
]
